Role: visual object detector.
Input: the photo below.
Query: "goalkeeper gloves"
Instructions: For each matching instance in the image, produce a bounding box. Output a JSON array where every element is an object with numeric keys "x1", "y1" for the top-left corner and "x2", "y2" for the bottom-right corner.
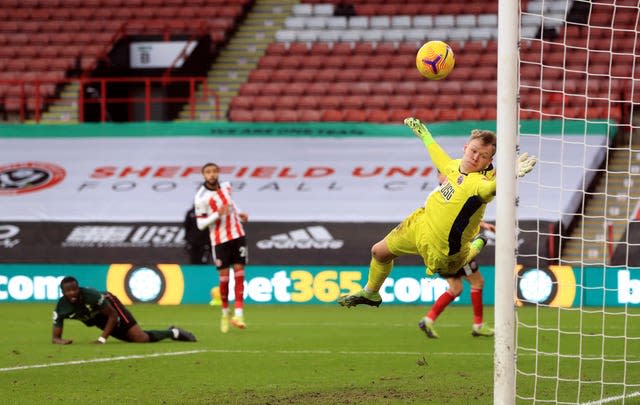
[
  {"x1": 517, "y1": 152, "x2": 537, "y2": 177},
  {"x1": 404, "y1": 117, "x2": 435, "y2": 146}
]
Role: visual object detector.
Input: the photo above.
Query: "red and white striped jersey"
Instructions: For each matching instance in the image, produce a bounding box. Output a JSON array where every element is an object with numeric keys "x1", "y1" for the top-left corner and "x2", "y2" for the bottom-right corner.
[{"x1": 194, "y1": 181, "x2": 245, "y2": 246}]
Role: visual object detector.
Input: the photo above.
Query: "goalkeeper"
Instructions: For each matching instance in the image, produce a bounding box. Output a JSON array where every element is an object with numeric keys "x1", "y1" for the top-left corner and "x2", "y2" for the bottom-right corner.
[{"x1": 338, "y1": 118, "x2": 536, "y2": 311}]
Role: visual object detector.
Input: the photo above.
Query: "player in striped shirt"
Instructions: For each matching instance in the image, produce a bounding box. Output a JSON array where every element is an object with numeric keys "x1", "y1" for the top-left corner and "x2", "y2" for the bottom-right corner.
[{"x1": 195, "y1": 162, "x2": 249, "y2": 333}]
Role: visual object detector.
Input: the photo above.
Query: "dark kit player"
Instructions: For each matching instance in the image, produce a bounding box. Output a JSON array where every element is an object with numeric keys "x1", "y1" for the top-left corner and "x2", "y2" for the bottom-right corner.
[{"x1": 52, "y1": 276, "x2": 196, "y2": 344}]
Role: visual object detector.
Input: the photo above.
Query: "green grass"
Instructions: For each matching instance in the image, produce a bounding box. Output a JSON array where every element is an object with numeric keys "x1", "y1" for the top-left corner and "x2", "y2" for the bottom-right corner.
[{"x1": 1, "y1": 304, "x2": 638, "y2": 404}]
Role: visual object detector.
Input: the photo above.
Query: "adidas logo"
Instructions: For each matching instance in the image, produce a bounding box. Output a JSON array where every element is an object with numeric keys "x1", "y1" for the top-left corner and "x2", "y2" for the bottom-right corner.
[{"x1": 256, "y1": 226, "x2": 344, "y2": 249}]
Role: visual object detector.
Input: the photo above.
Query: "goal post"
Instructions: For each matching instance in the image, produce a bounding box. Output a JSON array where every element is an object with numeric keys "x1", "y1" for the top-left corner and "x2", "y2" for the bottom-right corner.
[
  {"x1": 496, "y1": 0, "x2": 640, "y2": 403},
  {"x1": 494, "y1": 0, "x2": 519, "y2": 404}
]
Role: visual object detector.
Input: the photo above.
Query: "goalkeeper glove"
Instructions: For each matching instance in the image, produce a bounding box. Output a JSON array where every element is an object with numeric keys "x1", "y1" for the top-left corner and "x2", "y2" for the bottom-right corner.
[
  {"x1": 404, "y1": 117, "x2": 435, "y2": 146},
  {"x1": 516, "y1": 152, "x2": 537, "y2": 177}
]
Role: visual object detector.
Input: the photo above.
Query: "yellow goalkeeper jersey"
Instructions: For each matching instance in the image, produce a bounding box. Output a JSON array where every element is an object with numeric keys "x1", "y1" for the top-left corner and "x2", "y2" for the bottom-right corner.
[{"x1": 424, "y1": 141, "x2": 496, "y2": 257}]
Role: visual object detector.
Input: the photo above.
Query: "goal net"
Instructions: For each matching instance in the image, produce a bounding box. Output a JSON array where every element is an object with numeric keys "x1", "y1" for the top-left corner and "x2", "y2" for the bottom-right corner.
[{"x1": 510, "y1": 0, "x2": 640, "y2": 403}]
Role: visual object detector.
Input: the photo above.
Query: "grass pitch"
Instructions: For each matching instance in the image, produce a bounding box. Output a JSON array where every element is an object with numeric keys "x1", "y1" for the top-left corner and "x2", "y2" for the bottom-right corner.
[{"x1": 1, "y1": 303, "x2": 638, "y2": 404}]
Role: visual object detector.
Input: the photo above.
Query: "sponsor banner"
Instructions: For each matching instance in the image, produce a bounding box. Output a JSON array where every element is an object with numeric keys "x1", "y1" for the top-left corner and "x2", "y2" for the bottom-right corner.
[
  {"x1": 1, "y1": 123, "x2": 607, "y2": 223},
  {"x1": 0, "y1": 221, "x2": 553, "y2": 267},
  {"x1": 1, "y1": 264, "x2": 638, "y2": 306},
  {"x1": 0, "y1": 222, "x2": 188, "y2": 263}
]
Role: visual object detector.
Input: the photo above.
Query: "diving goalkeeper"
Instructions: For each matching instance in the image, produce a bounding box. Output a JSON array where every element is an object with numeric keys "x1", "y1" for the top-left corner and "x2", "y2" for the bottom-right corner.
[{"x1": 338, "y1": 117, "x2": 536, "y2": 308}]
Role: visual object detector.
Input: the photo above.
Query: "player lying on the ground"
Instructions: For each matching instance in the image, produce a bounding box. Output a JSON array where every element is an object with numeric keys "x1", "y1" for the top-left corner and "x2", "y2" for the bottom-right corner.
[
  {"x1": 338, "y1": 118, "x2": 536, "y2": 312},
  {"x1": 52, "y1": 276, "x2": 196, "y2": 344}
]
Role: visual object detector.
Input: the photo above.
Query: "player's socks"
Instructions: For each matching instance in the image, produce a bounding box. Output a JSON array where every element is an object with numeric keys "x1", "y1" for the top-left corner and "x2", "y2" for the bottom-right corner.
[
  {"x1": 145, "y1": 329, "x2": 173, "y2": 342},
  {"x1": 219, "y1": 274, "x2": 230, "y2": 310},
  {"x1": 427, "y1": 290, "x2": 456, "y2": 321},
  {"x1": 367, "y1": 257, "x2": 393, "y2": 292},
  {"x1": 234, "y1": 269, "x2": 244, "y2": 311},
  {"x1": 471, "y1": 287, "x2": 484, "y2": 325},
  {"x1": 220, "y1": 313, "x2": 229, "y2": 333}
]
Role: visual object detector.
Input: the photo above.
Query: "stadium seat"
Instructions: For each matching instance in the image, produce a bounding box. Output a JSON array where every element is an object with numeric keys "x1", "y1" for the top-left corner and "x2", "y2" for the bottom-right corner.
[
  {"x1": 275, "y1": 109, "x2": 298, "y2": 122},
  {"x1": 343, "y1": 109, "x2": 366, "y2": 122},
  {"x1": 229, "y1": 108, "x2": 252, "y2": 122},
  {"x1": 367, "y1": 108, "x2": 390, "y2": 123},
  {"x1": 459, "y1": 109, "x2": 482, "y2": 121},
  {"x1": 342, "y1": 95, "x2": 366, "y2": 109},
  {"x1": 321, "y1": 109, "x2": 344, "y2": 121},
  {"x1": 318, "y1": 95, "x2": 342, "y2": 110},
  {"x1": 437, "y1": 108, "x2": 459, "y2": 121},
  {"x1": 298, "y1": 109, "x2": 322, "y2": 121},
  {"x1": 253, "y1": 109, "x2": 277, "y2": 122},
  {"x1": 388, "y1": 108, "x2": 415, "y2": 123}
]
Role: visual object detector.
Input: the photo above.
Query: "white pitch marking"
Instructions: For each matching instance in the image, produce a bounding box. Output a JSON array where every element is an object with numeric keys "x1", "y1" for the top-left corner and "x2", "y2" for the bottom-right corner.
[
  {"x1": 0, "y1": 348, "x2": 494, "y2": 372},
  {"x1": 580, "y1": 391, "x2": 640, "y2": 405}
]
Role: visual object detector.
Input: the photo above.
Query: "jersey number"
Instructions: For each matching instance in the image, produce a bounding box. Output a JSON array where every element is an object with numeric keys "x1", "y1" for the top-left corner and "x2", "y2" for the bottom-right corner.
[{"x1": 440, "y1": 183, "x2": 455, "y2": 201}]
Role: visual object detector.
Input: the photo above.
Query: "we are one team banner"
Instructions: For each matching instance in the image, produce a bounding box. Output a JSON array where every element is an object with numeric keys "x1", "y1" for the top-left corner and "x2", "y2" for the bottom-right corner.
[
  {"x1": 0, "y1": 121, "x2": 608, "y2": 224},
  {"x1": 1, "y1": 264, "x2": 638, "y2": 307}
]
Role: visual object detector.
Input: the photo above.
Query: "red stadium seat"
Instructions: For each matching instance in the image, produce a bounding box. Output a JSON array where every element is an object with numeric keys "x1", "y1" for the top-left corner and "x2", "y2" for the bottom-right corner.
[
  {"x1": 318, "y1": 94, "x2": 342, "y2": 110},
  {"x1": 459, "y1": 109, "x2": 483, "y2": 121},
  {"x1": 298, "y1": 109, "x2": 322, "y2": 121},
  {"x1": 367, "y1": 109, "x2": 390, "y2": 123},
  {"x1": 437, "y1": 108, "x2": 460, "y2": 122},
  {"x1": 321, "y1": 109, "x2": 344, "y2": 121},
  {"x1": 275, "y1": 109, "x2": 299, "y2": 122},
  {"x1": 298, "y1": 96, "x2": 319, "y2": 110},
  {"x1": 342, "y1": 95, "x2": 366, "y2": 109},
  {"x1": 253, "y1": 109, "x2": 277, "y2": 122},
  {"x1": 273, "y1": 95, "x2": 297, "y2": 110},
  {"x1": 388, "y1": 108, "x2": 415, "y2": 123},
  {"x1": 229, "y1": 109, "x2": 254, "y2": 122},
  {"x1": 306, "y1": 82, "x2": 327, "y2": 96},
  {"x1": 343, "y1": 109, "x2": 366, "y2": 122}
]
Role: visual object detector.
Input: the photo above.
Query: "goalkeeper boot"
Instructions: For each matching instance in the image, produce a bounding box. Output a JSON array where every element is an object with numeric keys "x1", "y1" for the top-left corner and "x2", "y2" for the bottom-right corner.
[
  {"x1": 471, "y1": 324, "x2": 494, "y2": 337},
  {"x1": 220, "y1": 314, "x2": 229, "y2": 334},
  {"x1": 338, "y1": 289, "x2": 382, "y2": 308},
  {"x1": 418, "y1": 319, "x2": 439, "y2": 339},
  {"x1": 231, "y1": 316, "x2": 246, "y2": 329}
]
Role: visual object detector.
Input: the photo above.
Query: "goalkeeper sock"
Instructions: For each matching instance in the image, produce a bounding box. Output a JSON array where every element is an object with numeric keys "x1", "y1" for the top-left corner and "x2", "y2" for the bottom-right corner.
[
  {"x1": 145, "y1": 330, "x2": 173, "y2": 342},
  {"x1": 427, "y1": 290, "x2": 457, "y2": 321},
  {"x1": 365, "y1": 257, "x2": 393, "y2": 292},
  {"x1": 471, "y1": 288, "x2": 484, "y2": 325}
]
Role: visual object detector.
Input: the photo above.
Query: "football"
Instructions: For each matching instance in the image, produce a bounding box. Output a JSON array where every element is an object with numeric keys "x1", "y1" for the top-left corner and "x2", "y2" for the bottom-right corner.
[{"x1": 415, "y1": 40, "x2": 456, "y2": 80}]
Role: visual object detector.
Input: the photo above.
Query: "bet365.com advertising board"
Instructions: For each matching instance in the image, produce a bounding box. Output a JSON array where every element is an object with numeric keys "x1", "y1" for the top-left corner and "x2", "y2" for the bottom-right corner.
[{"x1": 1, "y1": 264, "x2": 638, "y2": 307}]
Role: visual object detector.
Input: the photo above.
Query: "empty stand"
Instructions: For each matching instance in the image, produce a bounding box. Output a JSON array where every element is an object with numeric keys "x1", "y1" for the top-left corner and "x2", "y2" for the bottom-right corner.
[{"x1": 0, "y1": 0, "x2": 246, "y2": 119}]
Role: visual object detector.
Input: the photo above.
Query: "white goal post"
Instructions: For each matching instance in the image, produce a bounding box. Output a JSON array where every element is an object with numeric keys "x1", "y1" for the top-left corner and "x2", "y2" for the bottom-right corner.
[
  {"x1": 494, "y1": 0, "x2": 519, "y2": 402},
  {"x1": 496, "y1": 0, "x2": 640, "y2": 404}
]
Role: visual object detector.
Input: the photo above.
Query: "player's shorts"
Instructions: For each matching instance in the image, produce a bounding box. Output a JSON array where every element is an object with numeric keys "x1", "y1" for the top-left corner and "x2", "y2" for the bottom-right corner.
[
  {"x1": 94, "y1": 293, "x2": 138, "y2": 341},
  {"x1": 440, "y1": 259, "x2": 479, "y2": 279},
  {"x1": 385, "y1": 207, "x2": 480, "y2": 277},
  {"x1": 213, "y1": 236, "x2": 248, "y2": 270}
]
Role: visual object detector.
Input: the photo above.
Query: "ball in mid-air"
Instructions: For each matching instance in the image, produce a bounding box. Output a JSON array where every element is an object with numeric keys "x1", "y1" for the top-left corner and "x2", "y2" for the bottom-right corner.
[{"x1": 416, "y1": 40, "x2": 455, "y2": 80}]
